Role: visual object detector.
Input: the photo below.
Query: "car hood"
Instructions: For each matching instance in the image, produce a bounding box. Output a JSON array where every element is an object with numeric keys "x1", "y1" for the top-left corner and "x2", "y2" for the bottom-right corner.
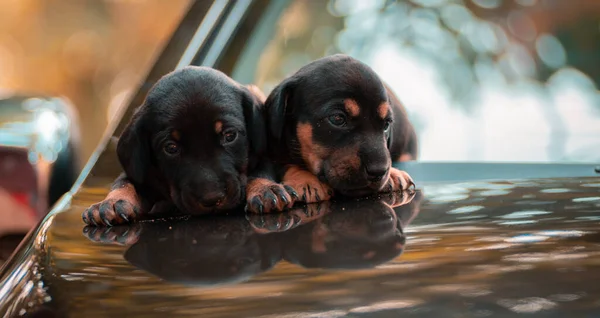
[{"x1": 1, "y1": 174, "x2": 600, "y2": 317}]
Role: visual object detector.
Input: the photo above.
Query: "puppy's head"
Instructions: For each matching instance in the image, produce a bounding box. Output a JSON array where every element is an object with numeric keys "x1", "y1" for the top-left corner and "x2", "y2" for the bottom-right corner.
[
  {"x1": 117, "y1": 66, "x2": 266, "y2": 214},
  {"x1": 266, "y1": 54, "x2": 395, "y2": 196}
]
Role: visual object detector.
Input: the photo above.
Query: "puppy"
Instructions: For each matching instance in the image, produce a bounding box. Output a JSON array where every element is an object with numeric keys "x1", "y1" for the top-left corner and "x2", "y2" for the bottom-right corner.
[
  {"x1": 246, "y1": 54, "x2": 417, "y2": 213},
  {"x1": 83, "y1": 66, "x2": 266, "y2": 226}
]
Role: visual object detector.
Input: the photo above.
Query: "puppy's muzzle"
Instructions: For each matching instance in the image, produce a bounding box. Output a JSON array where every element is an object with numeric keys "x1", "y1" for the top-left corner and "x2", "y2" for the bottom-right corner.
[
  {"x1": 365, "y1": 165, "x2": 389, "y2": 183},
  {"x1": 198, "y1": 191, "x2": 226, "y2": 208}
]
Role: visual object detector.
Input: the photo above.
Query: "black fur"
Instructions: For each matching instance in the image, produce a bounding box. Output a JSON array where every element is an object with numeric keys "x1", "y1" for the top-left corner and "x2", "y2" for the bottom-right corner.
[
  {"x1": 265, "y1": 54, "x2": 417, "y2": 196},
  {"x1": 84, "y1": 66, "x2": 266, "y2": 226}
]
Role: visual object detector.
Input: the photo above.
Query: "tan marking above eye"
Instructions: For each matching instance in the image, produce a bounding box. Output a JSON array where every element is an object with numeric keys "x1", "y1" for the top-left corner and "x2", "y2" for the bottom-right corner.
[
  {"x1": 378, "y1": 102, "x2": 390, "y2": 119},
  {"x1": 344, "y1": 99, "x2": 360, "y2": 117},
  {"x1": 215, "y1": 121, "x2": 223, "y2": 134},
  {"x1": 171, "y1": 130, "x2": 180, "y2": 141}
]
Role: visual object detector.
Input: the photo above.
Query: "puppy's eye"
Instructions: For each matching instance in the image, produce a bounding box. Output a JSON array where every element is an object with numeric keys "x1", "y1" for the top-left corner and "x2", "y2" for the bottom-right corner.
[
  {"x1": 328, "y1": 114, "x2": 347, "y2": 127},
  {"x1": 222, "y1": 130, "x2": 238, "y2": 144},
  {"x1": 163, "y1": 141, "x2": 180, "y2": 155}
]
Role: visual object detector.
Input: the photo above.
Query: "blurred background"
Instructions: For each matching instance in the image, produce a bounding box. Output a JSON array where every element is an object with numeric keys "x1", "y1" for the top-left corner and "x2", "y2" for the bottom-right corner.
[
  {"x1": 247, "y1": 0, "x2": 600, "y2": 163},
  {"x1": 2, "y1": 0, "x2": 598, "y2": 169},
  {"x1": 0, "y1": 0, "x2": 599, "y2": 261},
  {"x1": 0, "y1": 0, "x2": 190, "y2": 161},
  {"x1": 0, "y1": 0, "x2": 190, "y2": 262}
]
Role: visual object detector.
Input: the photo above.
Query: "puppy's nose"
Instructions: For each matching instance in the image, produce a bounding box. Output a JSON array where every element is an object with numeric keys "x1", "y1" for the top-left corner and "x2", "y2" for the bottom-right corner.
[
  {"x1": 200, "y1": 192, "x2": 226, "y2": 208},
  {"x1": 365, "y1": 165, "x2": 388, "y2": 182}
]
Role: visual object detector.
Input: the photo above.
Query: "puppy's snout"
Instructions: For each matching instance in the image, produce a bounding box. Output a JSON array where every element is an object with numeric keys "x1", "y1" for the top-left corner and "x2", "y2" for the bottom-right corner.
[
  {"x1": 365, "y1": 164, "x2": 389, "y2": 182},
  {"x1": 199, "y1": 191, "x2": 226, "y2": 208}
]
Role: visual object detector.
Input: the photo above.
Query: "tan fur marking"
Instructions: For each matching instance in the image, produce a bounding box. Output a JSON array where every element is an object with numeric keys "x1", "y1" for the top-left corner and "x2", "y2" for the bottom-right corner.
[
  {"x1": 171, "y1": 130, "x2": 180, "y2": 141},
  {"x1": 378, "y1": 102, "x2": 390, "y2": 119},
  {"x1": 344, "y1": 99, "x2": 360, "y2": 117},
  {"x1": 282, "y1": 165, "x2": 332, "y2": 203},
  {"x1": 246, "y1": 178, "x2": 294, "y2": 212},
  {"x1": 328, "y1": 144, "x2": 361, "y2": 180},
  {"x1": 246, "y1": 178, "x2": 274, "y2": 198},
  {"x1": 106, "y1": 182, "x2": 139, "y2": 205},
  {"x1": 296, "y1": 123, "x2": 328, "y2": 174},
  {"x1": 215, "y1": 121, "x2": 223, "y2": 134}
]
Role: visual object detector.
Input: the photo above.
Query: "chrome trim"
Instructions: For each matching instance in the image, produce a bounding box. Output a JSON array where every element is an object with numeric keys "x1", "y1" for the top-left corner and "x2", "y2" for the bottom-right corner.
[
  {"x1": 200, "y1": 0, "x2": 254, "y2": 67},
  {"x1": 175, "y1": 0, "x2": 230, "y2": 70}
]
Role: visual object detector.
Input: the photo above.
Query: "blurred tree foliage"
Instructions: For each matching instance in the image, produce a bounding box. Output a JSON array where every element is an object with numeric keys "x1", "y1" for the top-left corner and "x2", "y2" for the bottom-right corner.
[{"x1": 256, "y1": 0, "x2": 600, "y2": 110}]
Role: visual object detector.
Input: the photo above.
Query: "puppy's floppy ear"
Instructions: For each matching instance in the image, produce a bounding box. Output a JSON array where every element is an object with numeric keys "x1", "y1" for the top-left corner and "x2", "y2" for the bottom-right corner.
[
  {"x1": 242, "y1": 85, "x2": 267, "y2": 156},
  {"x1": 264, "y1": 77, "x2": 295, "y2": 145},
  {"x1": 117, "y1": 106, "x2": 151, "y2": 184}
]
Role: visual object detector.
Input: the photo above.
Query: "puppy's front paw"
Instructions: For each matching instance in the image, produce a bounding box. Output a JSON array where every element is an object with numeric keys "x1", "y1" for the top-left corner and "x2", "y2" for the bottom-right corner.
[
  {"x1": 382, "y1": 168, "x2": 415, "y2": 193},
  {"x1": 283, "y1": 167, "x2": 333, "y2": 204},
  {"x1": 83, "y1": 182, "x2": 141, "y2": 226},
  {"x1": 82, "y1": 198, "x2": 139, "y2": 227},
  {"x1": 246, "y1": 178, "x2": 298, "y2": 214}
]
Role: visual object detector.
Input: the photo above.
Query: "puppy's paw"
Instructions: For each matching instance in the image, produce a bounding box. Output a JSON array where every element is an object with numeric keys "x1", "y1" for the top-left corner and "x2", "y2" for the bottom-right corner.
[
  {"x1": 82, "y1": 224, "x2": 141, "y2": 246},
  {"x1": 283, "y1": 167, "x2": 333, "y2": 204},
  {"x1": 83, "y1": 182, "x2": 141, "y2": 226},
  {"x1": 82, "y1": 198, "x2": 140, "y2": 227},
  {"x1": 382, "y1": 168, "x2": 415, "y2": 193},
  {"x1": 246, "y1": 178, "x2": 298, "y2": 214}
]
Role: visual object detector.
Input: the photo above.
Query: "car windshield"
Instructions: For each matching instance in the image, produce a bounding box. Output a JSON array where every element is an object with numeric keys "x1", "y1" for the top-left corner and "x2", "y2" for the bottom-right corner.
[{"x1": 231, "y1": 0, "x2": 600, "y2": 164}]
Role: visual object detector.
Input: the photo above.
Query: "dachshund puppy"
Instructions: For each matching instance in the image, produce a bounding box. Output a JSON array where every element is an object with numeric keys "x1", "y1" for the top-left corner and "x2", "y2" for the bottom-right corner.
[
  {"x1": 246, "y1": 54, "x2": 417, "y2": 213},
  {"x1": 83, "y1": 66, "x2": 266, "y2": 226}
]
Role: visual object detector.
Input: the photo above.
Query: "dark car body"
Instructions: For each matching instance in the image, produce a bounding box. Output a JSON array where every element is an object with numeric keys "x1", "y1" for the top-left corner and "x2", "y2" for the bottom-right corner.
[{"x1": 1, "y1": 1, "x2": 600, "y2": 317}]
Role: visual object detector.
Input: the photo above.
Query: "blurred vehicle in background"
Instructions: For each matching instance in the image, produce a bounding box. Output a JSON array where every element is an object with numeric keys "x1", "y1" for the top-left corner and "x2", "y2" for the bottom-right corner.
[{"x1": 0, "y1": 96, "x2": 80, "y2": 262}]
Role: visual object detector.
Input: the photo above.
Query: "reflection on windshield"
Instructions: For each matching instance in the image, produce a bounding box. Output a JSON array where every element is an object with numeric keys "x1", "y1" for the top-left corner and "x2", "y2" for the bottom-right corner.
[
  {"x1": 245, "y1": 0, "x2": 600, "y2": 163},
  {"x1": 83, "y1": 191, "x2": 422, "y2": 286}
]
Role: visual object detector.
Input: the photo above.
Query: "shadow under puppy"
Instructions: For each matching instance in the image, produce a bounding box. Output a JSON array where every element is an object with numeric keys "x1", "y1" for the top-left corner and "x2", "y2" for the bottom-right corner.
[
  {"x1": 83, "y1": 66, "x2": 266, "y2": 226},
  {"x1": 246, "y1": 54, "x2": 418, "y2": 213}
]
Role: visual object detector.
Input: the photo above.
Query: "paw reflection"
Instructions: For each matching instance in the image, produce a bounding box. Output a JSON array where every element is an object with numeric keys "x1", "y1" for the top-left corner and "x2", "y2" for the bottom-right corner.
[{"x1": 82, "y1": 191, "x2": 423, "y2": 286}]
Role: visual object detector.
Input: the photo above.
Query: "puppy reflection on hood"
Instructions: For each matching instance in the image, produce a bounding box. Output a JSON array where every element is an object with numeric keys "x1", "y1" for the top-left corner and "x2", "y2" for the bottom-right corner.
[
  {"x1": 83, "y1": 190, "x2": 422, "y2": 285},
  {"x1": 83, "y1": 216, "x2": 281, "y2": 286},
  {"x1": 249, "y1": 190, "x2": 423, "y2": 270}
]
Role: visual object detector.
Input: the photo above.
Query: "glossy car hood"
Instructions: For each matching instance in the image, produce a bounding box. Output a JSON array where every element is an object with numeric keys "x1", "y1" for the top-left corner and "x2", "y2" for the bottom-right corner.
[{"x1": 2, "y1": 175, "x2": 600, "y2": 317}]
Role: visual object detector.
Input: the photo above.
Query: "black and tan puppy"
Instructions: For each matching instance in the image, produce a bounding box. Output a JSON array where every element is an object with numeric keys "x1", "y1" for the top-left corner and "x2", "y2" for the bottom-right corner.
[
  {"x1": 246, "y1": 54, "x2": 417, "y2": 213},
  {"x1": 83, "y1": 66, "x2": 266, "y2": 226}
]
